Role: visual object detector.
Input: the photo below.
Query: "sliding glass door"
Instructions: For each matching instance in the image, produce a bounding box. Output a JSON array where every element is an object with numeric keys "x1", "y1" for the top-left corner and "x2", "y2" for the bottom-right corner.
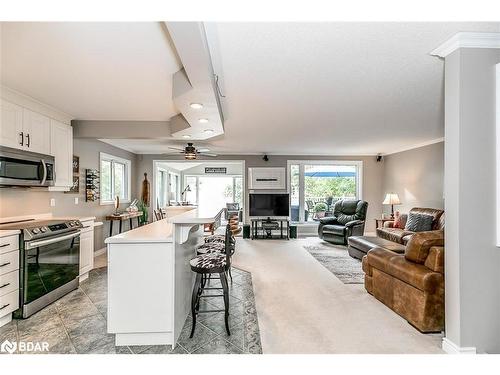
[{"x1": 288, "y1": 161, "x2": 362, "y2": 223}]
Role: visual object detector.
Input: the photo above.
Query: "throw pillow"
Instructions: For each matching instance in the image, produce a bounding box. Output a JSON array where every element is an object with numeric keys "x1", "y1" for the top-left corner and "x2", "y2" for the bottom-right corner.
[
  {"x1": 405, "y1": 212, "x2": 433, "y2": 232},
  {"x1": 394, "y1": 213, "x2": 407, "y2": 229}
]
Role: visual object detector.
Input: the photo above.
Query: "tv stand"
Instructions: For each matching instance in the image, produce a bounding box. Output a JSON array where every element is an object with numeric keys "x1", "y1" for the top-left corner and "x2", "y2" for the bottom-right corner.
[{"x1": 250, "y1": 218, "x2": 290, "y2": 240}]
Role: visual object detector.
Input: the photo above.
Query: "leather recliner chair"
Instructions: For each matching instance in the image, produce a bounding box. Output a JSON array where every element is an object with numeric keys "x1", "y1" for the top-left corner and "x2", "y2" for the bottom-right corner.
[{"x1": 318, "y1": 199, "x2": 368, "y2": 245}]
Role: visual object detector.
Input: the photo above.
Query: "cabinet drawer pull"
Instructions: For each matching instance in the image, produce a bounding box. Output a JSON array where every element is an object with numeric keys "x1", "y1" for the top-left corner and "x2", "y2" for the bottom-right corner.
[
  {"x1": 0, "y1": 283, "x2": 10, "y2": 289},
  {"x1": 26, "y1": 133, "x2": 30, "y2": 147},
  {"x1": 19, "y1": 131, "x2": 24, "y2": 146},
  {"x1": 0, "y1": 304, "x2": 9, "y2": 311},
  {"x1": 0, "y1": 244, "x2": 10, "y2": 248},
  {"x1": 0, "y1": 262, "x2": 11, "y2": 268}
]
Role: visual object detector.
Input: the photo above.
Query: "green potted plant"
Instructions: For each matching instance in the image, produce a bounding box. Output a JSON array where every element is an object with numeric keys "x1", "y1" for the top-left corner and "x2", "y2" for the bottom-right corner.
[
  {"x1": 136, "y1": 199, "x2": 149, "y2": 225},
  {"x1": 314, "y1": 202, "x2": 328, "y2": 219}
]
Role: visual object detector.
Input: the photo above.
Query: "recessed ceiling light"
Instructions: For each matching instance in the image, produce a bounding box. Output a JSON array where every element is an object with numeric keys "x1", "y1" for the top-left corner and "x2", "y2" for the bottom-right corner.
[
  {"x1": 204, "y1": 129, "x2": 214, "y2": 135},
  {"x1": 182, "y1": 135, "x2": 191, "y2": 139},
  {"x1": 198, "y1": 118, "x2": 209, "y2": 123},
  {"x1": 190, "y1": 103, "x2": 203, "y2": 109}
]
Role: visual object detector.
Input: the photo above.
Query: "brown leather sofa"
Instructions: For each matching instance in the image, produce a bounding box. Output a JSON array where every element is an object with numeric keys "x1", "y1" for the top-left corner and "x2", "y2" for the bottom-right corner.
[
  {"x1": 362, "y1": 230, "x2": 445, "y2": 332},
  {"x1": 347, "y1": 207, "x2": 444, "y2": 259},
  {"x1": 377, "y1": 207, "x2": 445, "y2": 245}
]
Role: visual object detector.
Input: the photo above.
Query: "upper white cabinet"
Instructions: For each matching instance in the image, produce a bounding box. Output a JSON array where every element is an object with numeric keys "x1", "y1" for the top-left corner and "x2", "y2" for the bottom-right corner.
[
  {"x1": 0, "y1": 100, "x2": 51, "y2": 154},
  {"x1": 22, "y1": 109, "x2": 51, "y2": 154},
  {"x1": 50, "y1": 120, "x2": 73, "y2": 189},
  {"x1": 0, "y1": 100, "x2": 24, "y2": 149}
]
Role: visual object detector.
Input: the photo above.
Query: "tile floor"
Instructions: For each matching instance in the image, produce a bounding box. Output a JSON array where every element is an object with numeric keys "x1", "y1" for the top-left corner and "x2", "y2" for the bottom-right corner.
[{"x1": 0, "y1": 266, "x2": 262, "y2": 354}]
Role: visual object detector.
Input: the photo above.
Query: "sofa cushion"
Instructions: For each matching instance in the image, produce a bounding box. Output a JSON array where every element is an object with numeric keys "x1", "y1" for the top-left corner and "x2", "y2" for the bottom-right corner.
[
  {"x1": 322, "y1": 224, "x2": 346, "y2": 236},
  {"x1": 405, "y1": 212, "x2": 434, "y2": 232},
  {"x1": 405, "y1": 230, "x2": 445, "y2": 264},
  {"x1": 383, "y1": 256, "x2": 443, "y2": 292},
  {"x1": 408, "y1": 208, "x2": 444, "y2": 230},
  {"x1": 376, "y1": 227, "x2": 413, "y2": 244},
  {"x1": 424, "y1": 246, "x2": 445, "y2": 274}
]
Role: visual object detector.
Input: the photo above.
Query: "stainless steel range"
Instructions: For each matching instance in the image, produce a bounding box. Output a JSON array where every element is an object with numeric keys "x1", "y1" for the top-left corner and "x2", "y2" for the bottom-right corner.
[{"x1": 0, "y1": 219, "x2": 82, "y2": 318}]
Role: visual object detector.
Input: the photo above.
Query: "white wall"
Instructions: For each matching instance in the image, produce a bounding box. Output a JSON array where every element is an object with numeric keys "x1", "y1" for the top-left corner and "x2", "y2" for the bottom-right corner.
[{"x1": 382, "y1": 142, "x2": 444, "y2": 214}]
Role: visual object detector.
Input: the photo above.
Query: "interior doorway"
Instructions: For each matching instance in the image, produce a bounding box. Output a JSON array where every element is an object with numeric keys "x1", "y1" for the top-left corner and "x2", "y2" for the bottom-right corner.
[{"x1": 153, "y1": 160, "x2": 245, "y2": 220}]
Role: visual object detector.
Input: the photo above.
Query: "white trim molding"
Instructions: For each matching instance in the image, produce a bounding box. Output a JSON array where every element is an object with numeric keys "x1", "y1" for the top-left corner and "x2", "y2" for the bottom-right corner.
[
  {"x1": 496, "y1": 64, "x2": 500, "y2": 247},
  {"x1": 442, "y1": 338, "x2": 477, "y2": 354},
  {"x1": 430, "y1": 32, "x2": 500, "y2": 58}
]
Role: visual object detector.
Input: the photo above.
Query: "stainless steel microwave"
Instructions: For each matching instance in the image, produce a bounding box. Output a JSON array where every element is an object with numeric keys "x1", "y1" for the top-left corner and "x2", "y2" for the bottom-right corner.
[{"x1": 0, "y1": 146, "x2": 55, "y2": 187}]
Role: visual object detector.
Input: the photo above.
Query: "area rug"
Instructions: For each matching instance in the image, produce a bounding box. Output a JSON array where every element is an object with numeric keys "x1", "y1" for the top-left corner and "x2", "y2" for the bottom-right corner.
[{"x1": 303, "y1": 240, "x2": 365, "y2": 284}]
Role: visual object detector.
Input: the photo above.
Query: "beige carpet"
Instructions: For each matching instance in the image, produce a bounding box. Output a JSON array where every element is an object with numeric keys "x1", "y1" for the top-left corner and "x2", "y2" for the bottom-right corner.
[{"x1": 232, "y1": 237, "x2": 443, "y2": 354}]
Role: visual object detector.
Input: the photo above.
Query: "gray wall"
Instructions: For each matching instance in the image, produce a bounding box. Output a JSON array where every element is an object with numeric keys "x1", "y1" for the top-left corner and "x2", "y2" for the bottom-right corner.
[
  {"x1": 444, "y1": 48, "x2": 500, "y2": 353},
  {"x1": 137, "y1": 154, "x2": 384, "y2": 233},
  {"x1": 0, "y1": 138, "x2": 138, "y2": 250},
  {"x1": 382, "y1": 142, "x2": 444, "y2": 215}
]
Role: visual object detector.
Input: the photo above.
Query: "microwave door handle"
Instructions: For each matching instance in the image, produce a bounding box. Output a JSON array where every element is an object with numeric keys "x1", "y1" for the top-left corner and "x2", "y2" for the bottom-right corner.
[{"x1": 40, "y1": 159, "x2": 47, "y2": 185}]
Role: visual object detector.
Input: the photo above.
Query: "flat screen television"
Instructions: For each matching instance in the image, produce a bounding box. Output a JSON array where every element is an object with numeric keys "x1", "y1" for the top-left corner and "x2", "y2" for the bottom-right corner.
[{"x1": 249, "y1": 193, "x2": 290, "y2": 217}]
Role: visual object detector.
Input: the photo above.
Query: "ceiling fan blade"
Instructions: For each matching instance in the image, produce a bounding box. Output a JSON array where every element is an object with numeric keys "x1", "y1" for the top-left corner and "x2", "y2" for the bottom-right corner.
[
  {"x1": 168, "y1": 146, "x2": 185, "y2": 151},
  {"x1": 162, "y1": 152, "x2": 184, "y2": 155},
  {"x1": 199, "y1": 152, "x2": 218, "y2": 157},
  {"x1": 196, "y1": 148, "x2": 210, "y2": 153}
]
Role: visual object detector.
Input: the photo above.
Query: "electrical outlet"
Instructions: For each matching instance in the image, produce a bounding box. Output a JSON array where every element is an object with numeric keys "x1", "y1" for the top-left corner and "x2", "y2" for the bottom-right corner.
[
  {"x1": 50, "y1": 198, "x2": 56, "y2": 207},
  {"x1": 74, "y1": 197, "x2": 79, "y2": 205}
]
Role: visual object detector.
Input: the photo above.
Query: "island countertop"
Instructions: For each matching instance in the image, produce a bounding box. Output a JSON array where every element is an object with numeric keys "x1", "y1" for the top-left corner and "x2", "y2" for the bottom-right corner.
[{"x1": 105, "y1": 206, "x2": 222, "y2": 244}]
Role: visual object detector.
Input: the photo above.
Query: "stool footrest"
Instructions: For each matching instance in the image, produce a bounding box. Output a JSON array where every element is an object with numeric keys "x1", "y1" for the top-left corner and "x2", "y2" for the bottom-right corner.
[
  {"x1": 200, "y1": 294, "x2": 224, "y2": 298},
  {"x1": 197, "y1": 309, "x2": 225, "y2": 314}
]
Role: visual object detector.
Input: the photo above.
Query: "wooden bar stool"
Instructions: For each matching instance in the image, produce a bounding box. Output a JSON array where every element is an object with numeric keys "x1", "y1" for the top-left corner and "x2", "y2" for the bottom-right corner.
[{"x1": 189, "y1": 224, "x2": 234, "y2": 338}]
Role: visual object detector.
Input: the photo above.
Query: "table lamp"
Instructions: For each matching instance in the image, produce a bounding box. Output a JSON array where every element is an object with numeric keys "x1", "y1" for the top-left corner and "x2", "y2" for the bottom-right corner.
[{"x1": 383, "y1": 193, "x2": 401, "y2": 219}]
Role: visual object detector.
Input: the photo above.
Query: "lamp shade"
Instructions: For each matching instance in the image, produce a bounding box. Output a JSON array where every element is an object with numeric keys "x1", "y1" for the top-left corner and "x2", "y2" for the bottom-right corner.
[{"x1": 383, "y1": 193, "x2": 401, "y2": 205}]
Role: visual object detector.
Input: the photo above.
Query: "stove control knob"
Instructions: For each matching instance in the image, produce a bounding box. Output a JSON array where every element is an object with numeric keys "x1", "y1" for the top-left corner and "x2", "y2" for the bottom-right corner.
[
  {"x1": 40, "y1": 227, "x2": 47, "y2": 233},
  {"x1": 32, "y1": 228, "x2": 40, "y2": 234}
]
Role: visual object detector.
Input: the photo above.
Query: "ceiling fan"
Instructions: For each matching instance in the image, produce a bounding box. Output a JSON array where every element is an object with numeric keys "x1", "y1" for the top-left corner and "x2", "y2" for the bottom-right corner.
[{"x1": 164, "y1": 143, "x2": 218, "y2": 160}]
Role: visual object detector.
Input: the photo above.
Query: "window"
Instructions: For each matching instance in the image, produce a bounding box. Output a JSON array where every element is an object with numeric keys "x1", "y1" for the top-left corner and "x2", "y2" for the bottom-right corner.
[
  {"x1": 169, "y1": 172, "x2": 180, "y2": 203},
  {"x1": 184, "y1": 175, "x2": 243, "y2": 209},
  {"x1": 156, "y1": 170, "x2": 168, "y2": 207},
  {"x1": 288, "y1": 161, "x2": 362, "y2": 223},
  {"x1": 100, "y1": 153, "x2": 131, "y2": 204}
]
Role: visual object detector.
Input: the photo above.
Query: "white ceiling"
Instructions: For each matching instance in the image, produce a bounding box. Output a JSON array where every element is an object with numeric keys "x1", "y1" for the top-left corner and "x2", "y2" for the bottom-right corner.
[
  {"x1": 2, "y1": 22, "x2": 500, "y2": 155},
  {"x1": 1, "y1": 22, "x2": 181, "y2": 121}
]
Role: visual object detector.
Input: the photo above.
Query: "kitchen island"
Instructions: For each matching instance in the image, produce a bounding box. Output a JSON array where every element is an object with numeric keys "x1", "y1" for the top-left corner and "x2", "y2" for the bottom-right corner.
[{"x1": 105, "y1": 206, "x2": 223, "y2": 347}]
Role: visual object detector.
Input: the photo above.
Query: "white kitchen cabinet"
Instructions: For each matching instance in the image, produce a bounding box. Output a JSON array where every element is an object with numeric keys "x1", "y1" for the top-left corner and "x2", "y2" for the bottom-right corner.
[
  {"x1": 0, "y1": 233, "x2": 19, "y2": 328},
  {"x1": 22, "y1": 108, "x2": 51, "y2": 154},
  {"x1": 49, "y1": 120, "x2": 73, "y2": 189},
  {"x1": 79, "y1": 220, "x2": 94, "y2": 281},
  {"x1": 0, "y1": 99, "x2": 24, "y2": 149}
]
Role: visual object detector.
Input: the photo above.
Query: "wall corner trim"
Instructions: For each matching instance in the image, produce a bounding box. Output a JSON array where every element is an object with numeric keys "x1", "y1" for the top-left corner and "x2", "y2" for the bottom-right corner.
[
  {"x1": 430, "y1": 32, "x2": 500, "y2": 58},
  {"x1": 442, "y1": 338, "x2": 477, "y2": 354},
  {"x1": 383, "y1": 137, "x2": 444, "y2": 156}
]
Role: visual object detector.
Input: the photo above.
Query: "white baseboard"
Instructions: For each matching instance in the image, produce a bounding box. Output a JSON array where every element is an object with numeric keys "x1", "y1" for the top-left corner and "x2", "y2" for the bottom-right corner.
[
  {"x1": 442, "y1": 338, "x2": 477, "y2": 354},
  {"x1": 94, "y1": 247, "x2": 107, "y2": 257}
]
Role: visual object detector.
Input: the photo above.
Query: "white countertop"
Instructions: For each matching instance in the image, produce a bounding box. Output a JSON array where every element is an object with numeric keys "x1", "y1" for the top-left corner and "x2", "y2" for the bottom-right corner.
[
  {"x1": 105, "y1": 206, "x2": 223, "y2": 244},
  {"x1": 105, "y1": 218, "x2": 174, "y2": 244},
  {"x1": 168, "y1": 206, "x2": 223, "y2": 224},
  {"x1": 0, "y1": 229, "x2": 20, "y2": 238}
]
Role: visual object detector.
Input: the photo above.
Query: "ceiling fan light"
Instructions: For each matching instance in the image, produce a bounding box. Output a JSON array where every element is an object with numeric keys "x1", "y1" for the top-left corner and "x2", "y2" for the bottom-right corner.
[
  {"x1": 198, "y1": 118, "x2": 209, "y2": 123},
  {"x1": 185, "y1": 152, "x2": 196, "y2": 160},
  {"x1": 190, "y1": 103, "x2": 203, "y2": 109}
]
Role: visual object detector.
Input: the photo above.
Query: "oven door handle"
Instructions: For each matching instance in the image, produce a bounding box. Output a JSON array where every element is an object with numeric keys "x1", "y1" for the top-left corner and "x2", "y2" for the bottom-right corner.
[{"x1": 26, "y1": 231, "x2": 80, "y2": 250}]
